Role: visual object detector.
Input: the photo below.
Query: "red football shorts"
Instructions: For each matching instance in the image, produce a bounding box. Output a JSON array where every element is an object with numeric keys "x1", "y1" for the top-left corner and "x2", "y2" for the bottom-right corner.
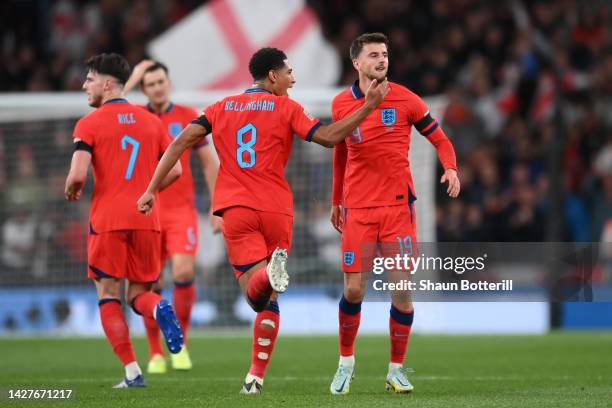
[
  {"x1": 87, "y1": 230, "x2": 162, "y2": 283},
  {"x1": 160, "y1": 207, "x2": 198, "y2": 261},
  {"x1": 341, "y1": 204, "x2": 417, "y2": 273},
  {"x1": 221, "y1": 206, "x2": 293, "y2": 279}
]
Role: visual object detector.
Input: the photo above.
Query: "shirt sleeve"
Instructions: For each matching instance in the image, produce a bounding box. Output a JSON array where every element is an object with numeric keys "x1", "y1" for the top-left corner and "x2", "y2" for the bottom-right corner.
[
  {"x1": 182, "y1": 107, "x2": 207, "y2": 149},
  {"x1": 191, "y1": 102, "x2": 216, "y2": 133},
  {"x1": 407, "y1": 93, "x2": 431, "y2": 127},
  {"x1": 408, "y1": 92, "x2": 457, "y2": 171},
  {"x1": 73, "y1": 116, "x2": 96, "y2": 148},
  {"x1": 409, "y1": 93, "x2": 442, "y2": 137},
  {"x1": 286, "y1": 98, "x2": 321, "y2": 142}
]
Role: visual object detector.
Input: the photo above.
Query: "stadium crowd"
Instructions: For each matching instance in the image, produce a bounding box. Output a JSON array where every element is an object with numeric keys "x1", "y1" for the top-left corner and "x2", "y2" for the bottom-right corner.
[
  {"x1": 1, "y1": 0, "x2": 611, "y2": 286},
  {"x1": 310, "y1": 0, "x2": 612, "y2": 243}
]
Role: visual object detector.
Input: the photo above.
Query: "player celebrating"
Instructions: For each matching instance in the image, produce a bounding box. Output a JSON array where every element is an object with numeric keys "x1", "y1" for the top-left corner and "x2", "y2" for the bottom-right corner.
[
  {"x1": 329, "y1": 33, "x2": 460, "y2": 394},
  {"x1": 137, "y1": 47, "x2": 388, "y2": 394},
  {"x1": 124, "y1": 60, "x2": 222, "y2": 374},
  {"x1": 64, "y1": 53, "x2": 184, "y2": 388}
]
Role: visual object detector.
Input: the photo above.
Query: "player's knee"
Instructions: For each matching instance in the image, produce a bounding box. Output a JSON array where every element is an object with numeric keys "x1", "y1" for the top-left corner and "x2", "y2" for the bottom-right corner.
[
  {"x1": 94, "y1": 278, "x2": 121, "y2": 299},
  {"x1": 344, "y1": 284, "x2": 365, "y2": 303},
  {"x1": 247, "y1": 297, "x2": 268, "y2": 313},
  {"x1": 173, "y1": 265, "x2": 194, "y2": 283}
]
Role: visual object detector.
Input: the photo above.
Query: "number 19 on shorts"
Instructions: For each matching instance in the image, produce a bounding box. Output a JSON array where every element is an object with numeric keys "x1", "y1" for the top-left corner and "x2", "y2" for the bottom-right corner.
[{"x1": 236, "y1": 123, "x2": 256, "y2": 168}]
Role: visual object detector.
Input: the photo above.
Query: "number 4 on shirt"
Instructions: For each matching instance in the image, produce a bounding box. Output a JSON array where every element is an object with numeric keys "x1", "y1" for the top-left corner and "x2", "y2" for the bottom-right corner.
[{"x1": 121, "y1": 135, "x2": 140, "y2": 180}]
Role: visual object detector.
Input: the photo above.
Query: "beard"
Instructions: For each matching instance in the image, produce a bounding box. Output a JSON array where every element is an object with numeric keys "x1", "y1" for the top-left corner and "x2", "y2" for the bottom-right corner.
[
  {"x1": 88, "y1": 93, "x2": 102, "y2": 108},
  {"x1": 367, "y1": 67, "x2": 388, "y2": 82}
]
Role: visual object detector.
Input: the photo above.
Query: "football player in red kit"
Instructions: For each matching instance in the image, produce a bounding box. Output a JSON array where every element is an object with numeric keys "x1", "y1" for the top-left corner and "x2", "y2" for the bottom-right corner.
[
  {"x1": 64, "y1": 53, "x2": 184, "y2": 388},
  {"x1": 329, "y1": 33, "x2": 460, "y2": 395},
  {"x1": 137, "y1": 47, "x2": 388, "y2": 394},
  {"x1": 124, "y1": 61, "x2": 222, "y2": 373}
]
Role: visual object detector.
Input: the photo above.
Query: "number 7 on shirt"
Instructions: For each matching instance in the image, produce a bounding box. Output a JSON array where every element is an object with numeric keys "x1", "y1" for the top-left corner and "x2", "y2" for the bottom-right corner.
[{"x1": 121, "y1": 135, "x2": 140, "y2": 180}]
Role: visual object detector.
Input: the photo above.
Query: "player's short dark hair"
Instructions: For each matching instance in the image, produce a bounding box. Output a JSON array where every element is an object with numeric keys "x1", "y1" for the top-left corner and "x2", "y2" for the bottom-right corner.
[
  {"x1": 349, "y1": 33, "x2": 389, "y2": 59},
  {"x1": 85, "y1": 53, "x2": 131, "y2": 85},
  {"x1": 248, "y1": 47, "x2": 288, "y2": 81},
  {"x1": 141, "y1": 61, "x2": 169, "y2": 85}
]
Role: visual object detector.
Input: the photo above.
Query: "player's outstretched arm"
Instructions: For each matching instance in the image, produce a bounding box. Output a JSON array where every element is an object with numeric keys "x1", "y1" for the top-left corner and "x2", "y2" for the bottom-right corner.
[
  {"x1": 423, "y1": 123, "x2": 460, "y2": 198},
  {"x1": 196, "y1": 145, "x2": 223, "y2": 233},
  {"x1": 158, "y1": 158, "x2": 182, "y2": 191},
  {"x1": 138, "y1": 123, "x2": 208, "y2": 214},
  {"x1": 311, "y1": 79, "x2": 389, "y2": 147},
  {"x1": 64, "y1": 150, "x2": 92, "y2": 201}
]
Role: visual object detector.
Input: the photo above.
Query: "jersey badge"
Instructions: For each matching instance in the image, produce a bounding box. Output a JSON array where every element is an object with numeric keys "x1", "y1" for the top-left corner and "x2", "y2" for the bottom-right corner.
[
  {"x1": 381, "y1": 108, "x2": 396, "y2": 126},
  {"x1": 343, "y1": 251, "x2": 355, "y2": 266},
  {"x1": 168, "y1": 122, "x2": 183, "y2": 138}
]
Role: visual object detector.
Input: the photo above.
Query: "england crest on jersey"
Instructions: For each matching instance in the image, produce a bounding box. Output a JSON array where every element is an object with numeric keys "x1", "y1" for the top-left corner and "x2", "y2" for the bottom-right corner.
[
  {"x1": 343, "y1": 251, "x2": 355, "y2": 266},
  {"x1": 168, "y1": 122, "x2": 183, "y2": 138},
  {"x1": 381, "y1": 108, "x2": 396, "y2": 126}
]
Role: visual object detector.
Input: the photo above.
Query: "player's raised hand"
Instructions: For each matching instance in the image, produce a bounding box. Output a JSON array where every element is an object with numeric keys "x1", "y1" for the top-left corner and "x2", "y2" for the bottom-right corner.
[
  {"x1": 441, "y1": 169, "x2": 460, "y2": 198},
  {"x1": 133, "y1": 60, "x2": 155, "y2": 79},
  {"x1": 365, "y1": 77, "x2": 389, "y2": 108},
  {"x1": 137, "y1": 191, "x2": 155, "y2": 215},
  {"x1": 330, "y1": 205, "x2": 344, "y2": 233},
  {"x1": 124, "y1": 60, "x2": 156, "y2": 93},
  {"x1": 208, "y1": 208, "x2": 223, "y2": 234}
]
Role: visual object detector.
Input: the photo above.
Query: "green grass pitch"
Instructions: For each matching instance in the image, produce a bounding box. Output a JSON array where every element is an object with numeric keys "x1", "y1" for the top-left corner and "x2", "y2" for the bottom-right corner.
[{"x1": 1, "y1": 332, "x2": 611, "y2": 407}]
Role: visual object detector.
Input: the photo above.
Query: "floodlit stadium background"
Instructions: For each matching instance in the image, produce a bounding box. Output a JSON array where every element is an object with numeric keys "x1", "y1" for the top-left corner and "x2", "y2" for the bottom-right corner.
[{"x1": 1, "y1": 0, "x2": 611, "y2": 336}]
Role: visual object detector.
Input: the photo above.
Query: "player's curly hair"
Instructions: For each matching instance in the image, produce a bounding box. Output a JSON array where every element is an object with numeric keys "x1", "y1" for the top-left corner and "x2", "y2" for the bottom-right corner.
[
  {"x1": 349, "y1": 32, "x2": 389, "y2": 59},
  {"x1": 248, "y1": 47, "x2": 288, "y2": 81},
  {"x1": 85, "y1": 53, "x2": 131, "y2": 85}
]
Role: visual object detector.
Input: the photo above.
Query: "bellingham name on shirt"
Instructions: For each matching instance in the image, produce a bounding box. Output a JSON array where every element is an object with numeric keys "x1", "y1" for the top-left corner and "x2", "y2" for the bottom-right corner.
[{"x1": 224, "y1": 100, "x2": 276, "y2": 112}]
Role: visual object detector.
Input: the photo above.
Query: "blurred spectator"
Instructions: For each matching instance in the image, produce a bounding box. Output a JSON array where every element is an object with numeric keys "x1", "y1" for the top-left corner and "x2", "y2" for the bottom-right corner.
[
  {"x1": 5, "y1": 145, "x2": 44, "y2": 214},
  {"x1": 0, "y1": 0, "x2": 201, "y2": 91},
  {"x1": 1, "y1": 209, "x2": 37, "y2": 275}
]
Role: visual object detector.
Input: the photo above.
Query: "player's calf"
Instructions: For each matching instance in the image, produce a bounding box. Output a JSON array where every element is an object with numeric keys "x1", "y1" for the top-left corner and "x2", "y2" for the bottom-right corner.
[
  {"x1": 130, "y1": 291, "x2": 184, "y2": 354},
  {"x1": 98, "y1": 298, "x2": 146, "y2": 387},
  {"x1": 240, "y1": 300, "x2": 280, "y2": 395},
  {"x1": 244, "y1": 249, "x2": 289, "y2": 312}
]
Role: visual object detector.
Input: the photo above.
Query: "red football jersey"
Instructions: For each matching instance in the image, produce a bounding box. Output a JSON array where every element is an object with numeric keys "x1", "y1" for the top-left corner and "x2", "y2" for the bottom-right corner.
[
  {"x1": 142, "y1": 103, "x2": 205, "y2": 215},
  {"x1": 202, "y1": 88, "x2": 321, "y2": 216},
  {"x1": 73, "y1": 98, "x2": 171, "y2": 232},
  {"x1": 332, "y1": 81, "x2": 457, "y2": 209}
]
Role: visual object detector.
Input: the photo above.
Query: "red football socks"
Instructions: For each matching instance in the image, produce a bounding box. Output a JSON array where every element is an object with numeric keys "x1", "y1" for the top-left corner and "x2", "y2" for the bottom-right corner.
[
  {"x1": 248, "y1": 301, "x2": 280, "y2": 379},
  {"x1": 338, "y1": 296, "x2": 362, "y2": 357},
  {"x1": 389, "y1": 305, "x2": 414, "y2": 364},
  {"x1": 174, "y1": 281, "x2": 196, "y2": 344},
  {"x1": 246, "y1": 266, "x2": 273, "y2": 307},
  {"x1": 143, "y1": 314, "x2": 164, "y2": 358},
  {"x1": 132, "y1": 291, "x2": 161, "y2": 319},
  {"x1": 99, "y1": 299, "x2": 136, "y2": 365}
]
